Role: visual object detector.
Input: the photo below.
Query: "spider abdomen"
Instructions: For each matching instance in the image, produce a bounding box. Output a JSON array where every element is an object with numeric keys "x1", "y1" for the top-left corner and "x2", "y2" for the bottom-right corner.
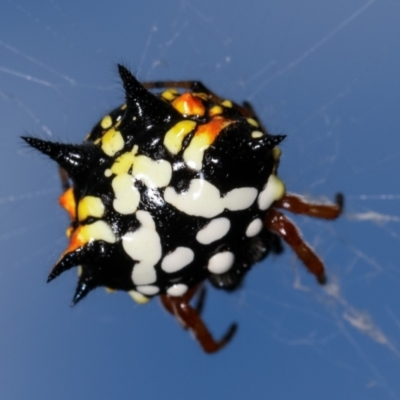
[{"x1": 24, "y1": 65, "x2": 286, "y2": 304}]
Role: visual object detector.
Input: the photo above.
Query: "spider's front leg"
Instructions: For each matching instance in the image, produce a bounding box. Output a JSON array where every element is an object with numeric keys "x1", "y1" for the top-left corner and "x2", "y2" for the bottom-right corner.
[
  {"x1": 160, "y1": 285, "x2": 237, "y2": 354},
  {"x1": 265, "y1": 193, "x2": 343, "y2": 284}
]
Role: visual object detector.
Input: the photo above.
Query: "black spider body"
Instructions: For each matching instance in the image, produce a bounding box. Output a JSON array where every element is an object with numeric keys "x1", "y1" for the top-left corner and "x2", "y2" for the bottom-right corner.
[
  {"x1": 24, "y1": 65, "x2": 286, "y2": 304},
  {"x1": 24, "y1": 65, "x2": 343, "y2": 352}
]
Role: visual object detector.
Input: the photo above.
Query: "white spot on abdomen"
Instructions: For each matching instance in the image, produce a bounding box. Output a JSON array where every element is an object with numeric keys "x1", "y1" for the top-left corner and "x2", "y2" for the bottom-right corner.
[
  {"x1": 123, "y1": 211, "x2": 161, "y2": 286},
  {"x1": 132, "y1": 155, "x2": 172, "y2": 188},
  {"x1": 164, "y1": 179, "x2": 258, "y2": 218},
  {"x1": 258, "y1": 174, "x2": 285, "y2": 210},
  {"x1": 164, "y1": 179, "x2": 223, "y2": 218},
  {"x1": 223, "y1": 187, "x2": 257, "y2": 211},
  {"x1": 136, "y1": 285, "x2": 159, "y2": 296},
  {"x1": 246, "y1": 218, "x2": 263, "y2": 237},
  {"x1": 112, "y1": 173, "x2": 140, "y2": 215},
  {"x1": 251, "y1": 131, "x2": 264, "y2": 139},
  {"x1": 167, "y1": 284, "x2": 188, "y2": 297},
  {"x1": 196, "y1": 217, "x2": 230, "y2": 244},
  {"x1": 161, "y1": 247, "x2": 194, "y2": 273},
  {"x1": 207, "y1": 251, "x2": 235, "y2": 274}
]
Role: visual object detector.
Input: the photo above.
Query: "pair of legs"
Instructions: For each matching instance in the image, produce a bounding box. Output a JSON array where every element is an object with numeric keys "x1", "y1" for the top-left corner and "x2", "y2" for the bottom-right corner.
[
  {"x1": 149, "y1": 79, "x2": 343, "y2": 353},
  {"x1": 161, "y1": 193, "x2": 343, "y2": 353}
]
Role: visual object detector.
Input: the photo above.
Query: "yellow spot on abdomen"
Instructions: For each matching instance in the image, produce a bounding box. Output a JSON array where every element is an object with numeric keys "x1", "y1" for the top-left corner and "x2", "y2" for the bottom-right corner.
[
  {"x1": 172, "y1": 92, "x2": 205, "y2": 116},
  {"x1": 161, "y1": 89, "x2": 179, "y2": 101},
  {"x1": 164, "y1": 120, "x2": 197, "y2": 154},
  {"x1": 272, "y1": 146, "x2": 282, "y2": 173},
  {"x1": 247, "y1": 118, "x2": 259, "y2": 127},
  {"x1": 77, "y1": 196, "x2": 105, "y2": 221},
  {"x1": 221, "y1": 100, "x2": 233, "y2": 108},
  {"x1": 209, "y1": 105, "x2": 223, "y2": 116},
  {"x1": 65, "y1": 221, "x2": 116, "y2": 254},
  {"x1": 100, "y1": 115, "x2": 113, "y2": 130},
  {"x1": 128, "y1": 290, "x2": 151, "y2": 304},
  {"x1": 183, "y1": 117, "x2": 233, "y2": 170},
  {"x1": 272, "y1": 147, "x2": 282, "y2": 162},
  {"x1": 101, "y1": 127, "x2": 124, "y2": 156},
  {"x1": 111, "y1": 150, "x2": 136, "y2": 175}
]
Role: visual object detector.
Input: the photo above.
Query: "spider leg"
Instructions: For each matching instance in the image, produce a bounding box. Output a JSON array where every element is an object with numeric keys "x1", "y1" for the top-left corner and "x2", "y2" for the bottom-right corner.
[
  {"x1": 193, "y1": 285, "x2": 207, "y2": 316},
  {"x1": 265, "y1": 209, "x2": 328, "y2": 284},
  {"x1": 275, "y1": 192, "x2": 344, "y2": 219},
  {"x1": 160, "y1": 286, "x2": 237, "y2": 354},
  {"x1": 58, "y1": 167, "x2": 70, "y2": 191},
  {"x1": 160, "y1": 285, "x2": 206, "y2": 318}
]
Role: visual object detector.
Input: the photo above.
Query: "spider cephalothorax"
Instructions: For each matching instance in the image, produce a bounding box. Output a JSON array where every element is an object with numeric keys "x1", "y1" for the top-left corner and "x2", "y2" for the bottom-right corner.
[{"x1": 24, "y1": 65, "x2": 342, "y2": 353}]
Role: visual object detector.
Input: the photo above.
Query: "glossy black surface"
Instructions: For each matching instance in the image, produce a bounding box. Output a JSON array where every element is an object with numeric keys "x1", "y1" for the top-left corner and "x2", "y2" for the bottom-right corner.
[{"x1": 25, "y1": 66, "x2": 284, "y2": 302}]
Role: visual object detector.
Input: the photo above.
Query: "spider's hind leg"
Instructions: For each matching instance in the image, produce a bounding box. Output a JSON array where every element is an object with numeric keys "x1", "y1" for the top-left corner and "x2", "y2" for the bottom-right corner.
[
  {"x1": 160, "y1": 285, "x2": 237, "y2": 354},
  {"x1": 265, "y1": 193, "x2": 343, "y2": 284},
  {"x1": 265, "y1": 209, "x2": 328, "y2": 284}
]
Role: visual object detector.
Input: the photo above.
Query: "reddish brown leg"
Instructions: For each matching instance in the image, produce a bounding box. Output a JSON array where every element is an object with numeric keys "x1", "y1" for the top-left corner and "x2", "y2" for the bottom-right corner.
[
  {"x1": 160, "y1": 286, "x2": 201, "y2": 319},
  {"x1": 58, "y1": 167, "x2": 70, "y2": 191},
  {"x1": 265, "y1": 209, "x2": 328, "y2": 284},
  {"x1": 275, "y1": 193, "x2": 344, "y2": 219},
  {"x1": 160, "y1": 286, "x2": 237, "y2": 354}
]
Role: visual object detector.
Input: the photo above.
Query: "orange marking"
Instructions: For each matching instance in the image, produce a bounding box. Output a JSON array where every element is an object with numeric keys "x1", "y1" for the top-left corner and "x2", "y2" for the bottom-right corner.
[
  {"x1": 64, "y1": 226, "x2": 87, "y2": 254},
  {"x1": 172, "y1": 92, "x2": 205, "y2": 116},
  {"x1": 194, "y1": 116, "x2": 233, "y2": 145},
  {"x1": 59, "y1": 187, "x2": 76, "y2": 220}
]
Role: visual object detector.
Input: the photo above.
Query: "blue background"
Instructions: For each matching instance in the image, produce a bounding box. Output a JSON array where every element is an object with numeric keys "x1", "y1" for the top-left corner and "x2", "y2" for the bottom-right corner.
[{"x1": 1, "y1": 1, "x2": 399, "y2": 399}]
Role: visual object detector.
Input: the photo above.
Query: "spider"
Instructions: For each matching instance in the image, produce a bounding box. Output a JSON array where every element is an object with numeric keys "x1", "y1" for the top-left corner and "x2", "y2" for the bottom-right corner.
[{"x1": 23, "y1": 65, "x2": 343, "y2": 354}]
